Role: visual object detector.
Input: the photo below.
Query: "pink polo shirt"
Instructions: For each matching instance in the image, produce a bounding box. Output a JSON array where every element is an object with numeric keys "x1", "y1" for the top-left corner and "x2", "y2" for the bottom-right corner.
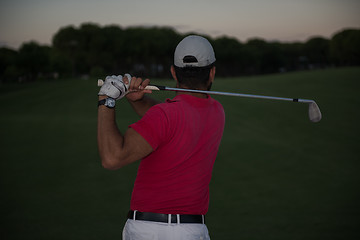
[{"x1": 129, "y1": 94, "x2": 225, "y2": 215}]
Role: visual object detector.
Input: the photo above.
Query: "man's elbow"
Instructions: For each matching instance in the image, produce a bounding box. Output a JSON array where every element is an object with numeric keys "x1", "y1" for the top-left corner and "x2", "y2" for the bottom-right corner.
[{"x1": 101, "y1": 156, "x2": 125, "y2": 170}]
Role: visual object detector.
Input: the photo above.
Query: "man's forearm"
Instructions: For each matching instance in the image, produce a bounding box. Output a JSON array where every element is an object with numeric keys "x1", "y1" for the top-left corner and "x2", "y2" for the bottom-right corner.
[
  {"x1": 97, "y1": 96, "x2": 125, "y2": 169},
  {"x1": 127, "y1": 95, "x2": 161, "y2": 117}
]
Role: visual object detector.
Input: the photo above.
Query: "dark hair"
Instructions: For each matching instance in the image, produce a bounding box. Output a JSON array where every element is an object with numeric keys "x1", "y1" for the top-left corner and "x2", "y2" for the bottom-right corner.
[{"x1": 174, "y1": 63, "x2": 215, "y2": 89}]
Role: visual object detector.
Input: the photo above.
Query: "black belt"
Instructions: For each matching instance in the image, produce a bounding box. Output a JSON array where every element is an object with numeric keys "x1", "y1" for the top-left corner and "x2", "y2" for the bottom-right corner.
[{"x1": 127, "y1": 210, "x2": 205, "y2": 224}]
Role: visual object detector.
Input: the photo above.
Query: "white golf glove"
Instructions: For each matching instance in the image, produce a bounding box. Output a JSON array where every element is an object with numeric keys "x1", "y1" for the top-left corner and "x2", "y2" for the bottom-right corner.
[{"x1": 98, "y1": 74, "x2": 131, "y2": 100}]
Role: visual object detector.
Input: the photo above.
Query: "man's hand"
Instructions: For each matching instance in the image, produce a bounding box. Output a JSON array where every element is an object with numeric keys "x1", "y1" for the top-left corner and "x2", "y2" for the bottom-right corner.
[
  {"x1": 98, "y1": 75, "x2": 130, "y2": 100},
  {"x1": 126, "y1": 77, "x2": 152, "y2": 102}
]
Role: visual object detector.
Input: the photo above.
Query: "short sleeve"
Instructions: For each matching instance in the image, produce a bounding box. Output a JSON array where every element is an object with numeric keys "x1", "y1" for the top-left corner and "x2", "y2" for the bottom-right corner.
[{"x1": 129, "y1": 105, "x2": 169, "y2": 151}]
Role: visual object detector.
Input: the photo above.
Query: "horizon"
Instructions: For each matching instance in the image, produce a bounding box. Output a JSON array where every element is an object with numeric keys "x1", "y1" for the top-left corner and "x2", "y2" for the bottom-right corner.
[{"x1": 2, "y1": 23, "x2": 358, "y2": 51}]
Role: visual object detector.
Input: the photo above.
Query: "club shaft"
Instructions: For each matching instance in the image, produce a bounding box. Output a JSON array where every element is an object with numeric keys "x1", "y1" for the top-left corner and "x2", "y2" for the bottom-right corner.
[
  {"x1": 151, "y1": 85, "x2": 314, "y2": 104},
  {"x1": 97, "y1": 80, "x2": 314, "y2": 103}
]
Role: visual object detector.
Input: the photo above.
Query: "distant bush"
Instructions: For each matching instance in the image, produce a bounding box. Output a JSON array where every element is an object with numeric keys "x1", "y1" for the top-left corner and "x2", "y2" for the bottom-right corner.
[{"x1": 1, "y1": 24, "x2": 359, "y2": 83}]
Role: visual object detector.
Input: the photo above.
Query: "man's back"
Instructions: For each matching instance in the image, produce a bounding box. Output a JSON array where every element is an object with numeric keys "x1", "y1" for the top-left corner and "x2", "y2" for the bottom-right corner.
[{"x1": 130, "y1": 94, "x2": 225, "y2": 215}]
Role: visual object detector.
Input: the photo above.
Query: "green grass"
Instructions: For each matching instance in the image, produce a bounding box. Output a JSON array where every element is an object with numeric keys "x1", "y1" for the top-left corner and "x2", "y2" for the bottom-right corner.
[{"x1": 1, "y1": 67, "x2": 359, "y2": 239}]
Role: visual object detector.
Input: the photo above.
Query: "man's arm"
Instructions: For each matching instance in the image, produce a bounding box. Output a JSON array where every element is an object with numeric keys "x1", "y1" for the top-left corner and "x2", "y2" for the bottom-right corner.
[
  {"x1": 126, "y1": 77, "x2": 161, "y2": 117},
  {"x1": 97, "y1": 96, "x2": 153, "y2": 170},
  {"x1": 127, "y1": 95, "x2": 160, "y2": 117},
  {"x1": 97, "y1": 76, "x2": 155, "y2": 170}
]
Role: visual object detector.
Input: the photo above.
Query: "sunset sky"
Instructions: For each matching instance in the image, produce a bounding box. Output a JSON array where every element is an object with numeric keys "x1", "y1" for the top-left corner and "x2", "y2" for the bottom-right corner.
[{"x1": 1, "y1": 0, "x2": 359, "y2": 49}]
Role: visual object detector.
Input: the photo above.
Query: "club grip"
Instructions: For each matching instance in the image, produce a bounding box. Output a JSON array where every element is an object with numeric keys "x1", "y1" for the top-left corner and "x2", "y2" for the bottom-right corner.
[
  {"x1": 97, "y1": 79, "x2": 104, "y2": 86},
  {"x1": 97, "y1": 79, "x2": 162, "y2": 91}
]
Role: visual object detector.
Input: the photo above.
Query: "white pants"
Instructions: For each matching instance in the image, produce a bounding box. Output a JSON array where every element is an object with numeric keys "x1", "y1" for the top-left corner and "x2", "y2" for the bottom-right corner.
[{"x1": 122, "y1": 219, "x2": 211, "y2": 240}]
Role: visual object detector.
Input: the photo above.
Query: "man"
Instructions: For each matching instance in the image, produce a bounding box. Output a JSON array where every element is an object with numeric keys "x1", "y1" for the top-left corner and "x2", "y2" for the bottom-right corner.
[{"x1": 97, "y1": 35, "x2": 225, "y2": 240}]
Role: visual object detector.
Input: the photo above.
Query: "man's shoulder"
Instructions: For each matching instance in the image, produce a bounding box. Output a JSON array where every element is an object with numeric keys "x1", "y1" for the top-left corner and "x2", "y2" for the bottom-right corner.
[
  {"x1": 208, "y1": 96, "x2": 224, "y2": 109},
  {"x1": 145, "y1": 100, "x2": 177, "y2": 116}
]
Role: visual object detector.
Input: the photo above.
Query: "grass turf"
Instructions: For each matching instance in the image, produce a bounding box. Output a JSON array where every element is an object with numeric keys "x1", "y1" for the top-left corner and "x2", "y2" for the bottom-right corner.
[{"x1": 0, "y1": 67, "x2": 359, "y2": 239}]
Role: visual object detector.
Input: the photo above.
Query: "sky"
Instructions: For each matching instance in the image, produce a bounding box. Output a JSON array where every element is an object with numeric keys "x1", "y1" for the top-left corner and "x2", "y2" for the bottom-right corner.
[{"x1": 0, "y1": 0, "x2": 359, "y2": 49}]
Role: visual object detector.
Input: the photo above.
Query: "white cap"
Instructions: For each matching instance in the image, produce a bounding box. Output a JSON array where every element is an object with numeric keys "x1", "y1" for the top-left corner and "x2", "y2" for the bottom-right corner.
[{"x1": 174, "y1": 35, "x2": 216, "y2": 68}]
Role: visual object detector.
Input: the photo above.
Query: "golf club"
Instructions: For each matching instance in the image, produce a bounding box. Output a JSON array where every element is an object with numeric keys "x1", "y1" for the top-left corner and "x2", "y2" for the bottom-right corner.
[{"x1": 98, "y1": 79, "x2": 322, "y2": 123}]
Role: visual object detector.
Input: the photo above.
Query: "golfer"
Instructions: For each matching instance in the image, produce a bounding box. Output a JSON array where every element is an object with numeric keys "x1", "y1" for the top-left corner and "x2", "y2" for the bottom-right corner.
[{"x1": 97, "y1": 35, "x2": 225, "y2": 240}]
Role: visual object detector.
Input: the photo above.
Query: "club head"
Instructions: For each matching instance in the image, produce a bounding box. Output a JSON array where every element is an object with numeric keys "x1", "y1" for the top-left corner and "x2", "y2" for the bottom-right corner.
[{"x1": 308, "y1": 101, "x2": 322, "y2": 122}]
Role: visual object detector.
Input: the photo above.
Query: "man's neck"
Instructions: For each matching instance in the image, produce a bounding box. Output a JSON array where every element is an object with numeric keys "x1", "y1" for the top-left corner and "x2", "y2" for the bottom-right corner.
[{"x1": 175, "y1": 85, "x2": 208, "y2": 99}]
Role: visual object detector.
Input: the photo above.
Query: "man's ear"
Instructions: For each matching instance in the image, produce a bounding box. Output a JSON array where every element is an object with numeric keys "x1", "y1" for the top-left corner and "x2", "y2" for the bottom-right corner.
[
  {"x1": 171, "y1": 65, "x2": 177, "y2": 80},
  {"x1": 209, "y1": 66, "x2": 216, "y2": 83},
  {"x1": 171, "y1": 65, "x2": 179, "y2": 87}
]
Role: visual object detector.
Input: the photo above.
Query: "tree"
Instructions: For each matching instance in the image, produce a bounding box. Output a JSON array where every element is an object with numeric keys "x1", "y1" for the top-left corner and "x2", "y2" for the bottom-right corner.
[
  {"x1": 304, "y1": 37, "x2": 330, "y2": 68},
  {"x1": 330, "y1": 29, "x2": 360, "y2": 65},
  {"x1": 0, "y1": 47, "x2": 19, "y2": 82},
  {"x1": 52, "y1": 25, "x2": 81, "y2": 76},
  {"x1": 279, "y1": 42, "x2": 304, "y2": 71},
  {"x1": 101, "y1": 25, "x2": 125, "y2": 73},
  {"x1": 17, "y1": 41, "x2": 52, "y2": 81},
  {"x1": 245, "y1": 38, "x2": 284, "y2": 74},
  {"x1": 122, "y1": 26, "x2": 181, "y2": 77}
]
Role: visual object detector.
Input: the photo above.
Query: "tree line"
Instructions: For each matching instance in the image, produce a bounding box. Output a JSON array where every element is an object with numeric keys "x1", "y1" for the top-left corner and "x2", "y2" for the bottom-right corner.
[{"x1": 1, "y1": 23, "x2": 359, "y2": 83}]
